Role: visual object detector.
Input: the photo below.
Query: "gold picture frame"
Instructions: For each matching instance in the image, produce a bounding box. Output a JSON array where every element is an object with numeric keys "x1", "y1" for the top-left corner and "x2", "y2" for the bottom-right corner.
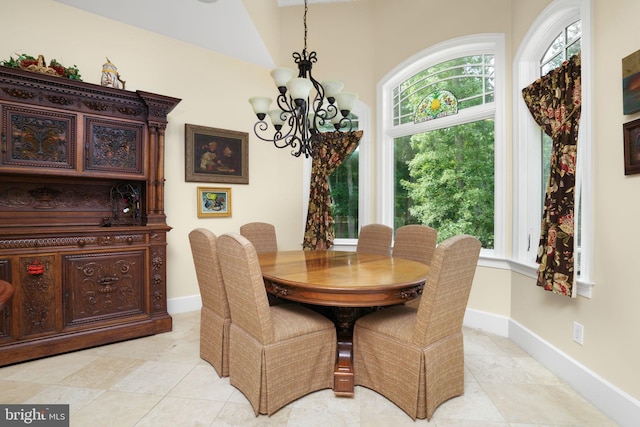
[
  {"x1": 185, "y1": 124, "x2": 249, "y2": 184},
  {"x1": 197, "y1": 187, "x2": 232, "y2": 218}
]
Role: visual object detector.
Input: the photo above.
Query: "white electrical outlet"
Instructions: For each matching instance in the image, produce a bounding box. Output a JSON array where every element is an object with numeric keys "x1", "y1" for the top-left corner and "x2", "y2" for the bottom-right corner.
[{"x1": 573, "y1": 321, "x2": 584, "y2": 345}]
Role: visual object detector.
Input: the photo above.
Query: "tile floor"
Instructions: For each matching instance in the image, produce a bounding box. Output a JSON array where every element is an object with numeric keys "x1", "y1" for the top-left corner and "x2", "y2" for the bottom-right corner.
[{"x1": 0, "y1": 310, "x2": 617, "y2": 426}]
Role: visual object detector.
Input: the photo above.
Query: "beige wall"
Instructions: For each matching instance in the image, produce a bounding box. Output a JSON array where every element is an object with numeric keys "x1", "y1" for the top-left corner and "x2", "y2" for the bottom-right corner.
[
  {"x1": 1, "y1": 0, "x2": 306, "y2": 303},
  {"x1": 3, "y1": 0, "x2": 640, "y2": 406}
]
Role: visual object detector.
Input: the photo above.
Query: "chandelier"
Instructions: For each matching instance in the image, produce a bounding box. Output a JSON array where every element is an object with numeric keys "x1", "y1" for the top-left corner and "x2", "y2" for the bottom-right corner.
[{"x1": 248, "y1": 0, "x2": 358, "y2": 158}]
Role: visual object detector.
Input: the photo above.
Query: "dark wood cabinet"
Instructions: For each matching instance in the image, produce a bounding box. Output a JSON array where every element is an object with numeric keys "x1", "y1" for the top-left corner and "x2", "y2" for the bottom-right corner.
[{"x1": 0, "y1": 66, "x2": 180, "y2": 366}]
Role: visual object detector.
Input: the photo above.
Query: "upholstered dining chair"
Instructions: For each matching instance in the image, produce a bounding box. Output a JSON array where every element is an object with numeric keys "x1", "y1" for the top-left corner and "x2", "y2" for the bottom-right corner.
[
  {"x1": 356, "y1": 224, "x2": 393, "y2": 256},
  {"x1": 392, "y1": 224, "x2": 438, "y2": 265},
  {"x1": 353, "y1": 234, "x2": 482, "y2": 420},
  {"x1": 392, "y1": 224, "x2": 438, "y2": 309},
  {"x1": 188, "y1": 228, "x2": 231, "y2": 377},
  {"x1": 216, "y1": 233, "x2": 337, "y2": 416},
  {"x1": 239, "y1": 222, "x2": 278, "y2": 253}
]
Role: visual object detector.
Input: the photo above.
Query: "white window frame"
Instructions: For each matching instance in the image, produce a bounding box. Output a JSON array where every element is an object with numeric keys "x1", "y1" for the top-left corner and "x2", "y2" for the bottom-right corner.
[
  {"x1": 376, "y1": 33, "x2": 507, "y2": 266},
  {"x1": 512, "y1": 0, "x2": 594, "y2": 297}
]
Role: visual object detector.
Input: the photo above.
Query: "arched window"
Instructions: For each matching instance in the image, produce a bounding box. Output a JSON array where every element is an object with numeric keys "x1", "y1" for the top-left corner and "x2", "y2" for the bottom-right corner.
[
  {"x1": 513, "y1": 0, "x2": 593, "y2": 296},
  {"x1": 377, "y1": 34, "x2": 506, "y2": 257}
]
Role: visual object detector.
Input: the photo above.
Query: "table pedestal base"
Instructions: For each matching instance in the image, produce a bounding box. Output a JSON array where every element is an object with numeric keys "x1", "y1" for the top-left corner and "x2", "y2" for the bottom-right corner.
[
  {"x1": 331, "y1": 307, "x2": 373, "y2": 397},
  {"x1": 334, "y1": 337, "x2": 354, "y2": 396}
]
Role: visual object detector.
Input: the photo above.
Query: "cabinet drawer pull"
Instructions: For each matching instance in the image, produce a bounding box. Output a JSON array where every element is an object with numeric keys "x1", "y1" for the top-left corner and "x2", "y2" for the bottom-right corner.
[
  {"x1": 126, "y1": 237, "x2": 133, "y2": 244},
  {"x1": 78, "y1": 239, "x2": 86, "y2": 247}
]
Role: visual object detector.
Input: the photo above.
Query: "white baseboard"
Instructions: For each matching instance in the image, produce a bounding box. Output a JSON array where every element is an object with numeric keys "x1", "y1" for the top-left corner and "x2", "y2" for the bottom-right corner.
[
  {"x1": 464, "y1": 308, "x2": 640, "y2": 427},
  {"x1": 167, "y1": 294, "x2": 201, "y2": 315},
  {"x1": 463, "y1": 307, "x2": 510, "y2": 336}
]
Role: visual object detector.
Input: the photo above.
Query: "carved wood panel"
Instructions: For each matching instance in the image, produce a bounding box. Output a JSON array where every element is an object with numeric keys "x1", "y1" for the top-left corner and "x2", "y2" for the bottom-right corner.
[
  {"x1": 1, "y1": 105, "x2": 76, "y2": 170},
  {"x1": 84, "y1": 117, "x2": 144, "y2": 176},
  {"x1": 0, "y1": 259, "x2": 12, "y2": 341},
  {"x1": 63, "y1": 251, "x2": 145, "y2": 328},
  {"x1": 17, "y1": 255, "x2": 57, "y2": 338}
]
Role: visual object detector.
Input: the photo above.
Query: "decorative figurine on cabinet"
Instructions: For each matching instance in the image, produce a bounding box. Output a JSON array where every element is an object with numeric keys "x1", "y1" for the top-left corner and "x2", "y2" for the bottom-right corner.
[{"x1": 101, "y1": 57, "x2": 126, "y2": 89}]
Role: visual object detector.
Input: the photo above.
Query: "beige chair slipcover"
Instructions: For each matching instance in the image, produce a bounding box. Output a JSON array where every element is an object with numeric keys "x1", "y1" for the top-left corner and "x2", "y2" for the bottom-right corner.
[
  {"x1": 392, "y1": 224, "x2": 438, "y2": 309},
  {"x1": 353, "y1": 234, "x2": 481, "y2": 420},
  {"x1": 392, "y1": 224, "x2": 438, "y2": 265},
  {"x1": 188, "y1": 228, "x2": 231, "y2": 377},
  {"x1": 356, "y1": 224, "x2": 393, "y2": 256},
  {"x1": 216, "y1": 233, "x2": 337, "y2": 416},
  {"x1": 240, "y1": 222, "x2": 278, "y2": 253}
]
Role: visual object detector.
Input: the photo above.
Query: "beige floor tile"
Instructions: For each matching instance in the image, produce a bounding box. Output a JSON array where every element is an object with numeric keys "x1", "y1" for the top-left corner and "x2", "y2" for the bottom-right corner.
[
  {"x1": 0, "y1": 379, "x2": 49, "y2": 403},
  {"x1": 23, "y1": 384, "x2": 104, "y2": 415},
  {"x1": 212, "y1": 401, "x2": 290, "y2": 426},
  {"x1": 155, "y1": 336, "x2": 202, "y2": 364},
  {"x1": 431, "y1": 420, "x2": 509, "y2": 427},
  {"x1": 70, "y1": 390, "x2": 162, "y2": 427},
  {"x1": 488, "y1": 335, "x2": 529, "y2": 357},
  {"x1": 463, "y1": 333, "x2": 508, "y2": 357},
  {"x1": 109, "y1": 360, "x2": 193, "y2": 395},
  {"x1": 93, "y1": 334, "x2": 176, "y2": 360},
  {"x1": 481, "y1": 382, "x2": 616, "y2": 426},
  {"x1": 60, "y1": 356, "x2": 145, "y2": 389},
  {"x1": 360, "y1": 412, "x2": 427, "y2": 427},
  {"x1": 4, "y1": 353, "x2": 98, "y2": 384},
  {"x1": 287, "y1": 406, "x2": 360, "y2": 426},
  {"x1": 431, "y1": 382, "x2": 506, "y2": 423},
  {"x1": 464, "y1": 355, "x2": 536, "y2": 384},
  {"x1": 356, "y1": 386, "x2": 409, "y2": 417},
  {"x1": 0, "y1": 312, "x2": 619, "y2": 426},
  {"x1": 168, "y1": 364, "x2": 235, "y2": 402},
  {"x1": 134, "y1": 396, "x2": 225, "y2": 427},
  {"x1": 510, "y1": 355, "x2": 566, "y2": 385}
]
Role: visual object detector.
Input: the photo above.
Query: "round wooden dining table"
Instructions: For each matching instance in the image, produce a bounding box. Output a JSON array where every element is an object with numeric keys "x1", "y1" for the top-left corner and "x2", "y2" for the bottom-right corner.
[{"x1": 257, "y1": 250, "x2": 429, "y2": 397}]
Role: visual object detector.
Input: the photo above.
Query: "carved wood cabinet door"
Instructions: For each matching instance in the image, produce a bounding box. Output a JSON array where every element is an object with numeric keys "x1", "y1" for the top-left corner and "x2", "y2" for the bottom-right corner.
[
  {"x1": 16, "y1": 254, "x2": 58, "y2": 339},
  {"x1": 63, "y1": 250, "x2": 146, "y2": 329}
]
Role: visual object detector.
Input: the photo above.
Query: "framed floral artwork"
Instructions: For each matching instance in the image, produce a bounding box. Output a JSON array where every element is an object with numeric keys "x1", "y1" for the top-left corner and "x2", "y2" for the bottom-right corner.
[
  {"x1": 185, "y1": 124, "x2": 248, "y2": 184},
  {"x1": 197, "y1": 187, "x2": 232, "y2": 218},
  {"x1": 623, "y1": 118, "x2": 640, "y2": 175}
]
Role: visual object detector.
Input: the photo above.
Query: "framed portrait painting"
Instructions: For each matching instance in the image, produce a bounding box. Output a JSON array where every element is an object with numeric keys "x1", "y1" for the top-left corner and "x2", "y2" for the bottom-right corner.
[
  {"x1": 623, "y1": 49, "x2": 640, "y2": 115},
  {"x1": 185, "y1": 124, "x2": 248, "y2": 184},
  {"x1": 197, "y1": 187, "x2": 231, "y2": 218},
  {"x1": 623, "y1": 118, "x2": 640, "y2": 175}
]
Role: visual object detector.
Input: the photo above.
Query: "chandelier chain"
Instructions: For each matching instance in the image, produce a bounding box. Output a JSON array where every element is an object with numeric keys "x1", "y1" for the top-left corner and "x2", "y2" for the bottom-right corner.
[{"x1": 303, "y1": 0, "x2": 308, "y2": 52}]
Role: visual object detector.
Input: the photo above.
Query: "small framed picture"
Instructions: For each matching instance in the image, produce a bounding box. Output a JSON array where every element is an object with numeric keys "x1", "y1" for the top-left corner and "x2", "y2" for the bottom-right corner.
[
  {"x1": 623, "y1": 118, "x2": 640, "y2": 175},
  {"x1": 185, "y1": 124, "x2": 249, "y2": 184},
  {"x1": 197, "y1": 187, "x2": 232, "y2": 218}
]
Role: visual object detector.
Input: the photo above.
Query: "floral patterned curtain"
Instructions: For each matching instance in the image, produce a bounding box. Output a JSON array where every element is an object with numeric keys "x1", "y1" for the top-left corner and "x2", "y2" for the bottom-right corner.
[
  {"x1": 522, "y1": 54, "x2": 581, "y2": 297},
  {"x1": 302, "y1": 130, "x2": 363, "y2": 250}
]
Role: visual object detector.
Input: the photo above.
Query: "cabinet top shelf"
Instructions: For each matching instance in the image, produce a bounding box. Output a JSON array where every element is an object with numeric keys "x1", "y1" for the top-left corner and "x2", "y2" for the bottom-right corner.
[{"x1": 0, "y1": 66, "x2": 181, "y2": 124}]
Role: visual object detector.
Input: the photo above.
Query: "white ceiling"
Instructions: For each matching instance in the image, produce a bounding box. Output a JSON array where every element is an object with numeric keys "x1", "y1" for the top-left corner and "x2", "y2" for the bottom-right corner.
[
  {"x1": 53, "y1": 0, "x2": 356, "y2": 69},
  {"x1": 53, "y1": 0, "x2": 274, "y2": 68}
]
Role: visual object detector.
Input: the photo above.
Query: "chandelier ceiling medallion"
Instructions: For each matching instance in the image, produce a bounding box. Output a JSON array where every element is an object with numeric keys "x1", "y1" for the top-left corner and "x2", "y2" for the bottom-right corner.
[{"x1": 248, "y1": 0, "x2": 358, "y2": 158}]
